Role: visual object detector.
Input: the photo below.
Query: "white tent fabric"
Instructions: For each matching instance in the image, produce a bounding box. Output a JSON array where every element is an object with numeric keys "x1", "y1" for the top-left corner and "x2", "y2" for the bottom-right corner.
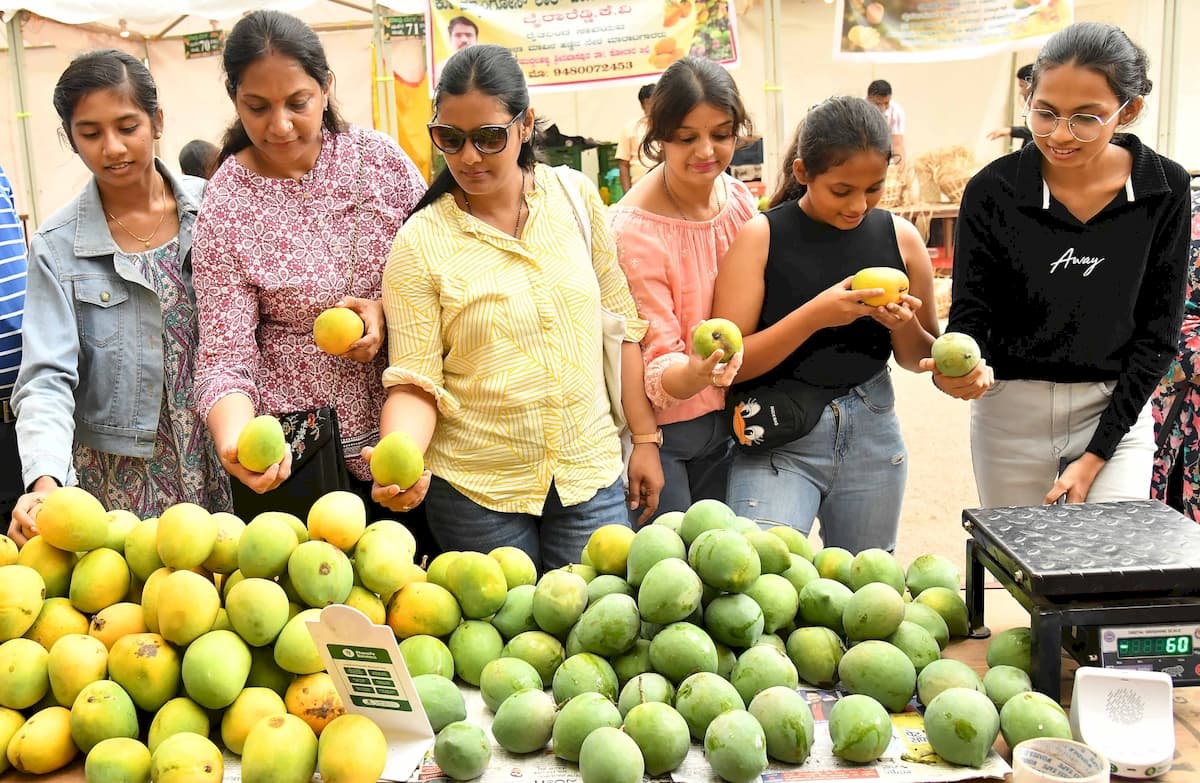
[{"x1": 1, "y1": 1, "x2": 319, "y2": 28}]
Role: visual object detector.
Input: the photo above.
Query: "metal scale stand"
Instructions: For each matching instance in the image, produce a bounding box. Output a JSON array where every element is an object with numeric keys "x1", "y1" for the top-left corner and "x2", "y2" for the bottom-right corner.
[{"x1": 963, "y1": 500, "x2": 1200, "y2": 698}]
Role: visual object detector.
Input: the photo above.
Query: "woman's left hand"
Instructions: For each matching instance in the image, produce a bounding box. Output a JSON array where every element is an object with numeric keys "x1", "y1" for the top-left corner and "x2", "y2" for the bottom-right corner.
[
  {"x1": 626, "y1": 443, "x2": 664, "y2": 526},
  {"x1": 870, "y1": 294, "x2": 922, "y2": 331},
  {"x1": 1043, "y1": 453, "x2": 1106, "y2": 505},
  {"x1": 338, "y1": 297, "x2": 385, "y2": 363}
]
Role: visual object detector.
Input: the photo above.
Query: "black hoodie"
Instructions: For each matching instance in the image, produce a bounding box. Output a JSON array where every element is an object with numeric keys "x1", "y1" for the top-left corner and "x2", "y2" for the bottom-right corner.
[{"x1": 948, "y1": 133, "x2": 1191, "y2": 460}]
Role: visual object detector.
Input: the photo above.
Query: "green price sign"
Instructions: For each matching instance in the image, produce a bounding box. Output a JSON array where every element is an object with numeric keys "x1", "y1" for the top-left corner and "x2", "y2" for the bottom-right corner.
[
  {"x1": 386, "y1": 15, "x2": 426, "y2": 39},
  {"x1": 184, "y1": 31, "x2": 223, "y2": 59}
]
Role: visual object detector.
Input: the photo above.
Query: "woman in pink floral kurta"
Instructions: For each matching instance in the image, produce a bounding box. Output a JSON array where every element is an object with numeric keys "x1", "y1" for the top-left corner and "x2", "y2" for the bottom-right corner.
[
  {"x1": 191, "y1": 11, "x2": 429, "y2": 549},
  {"x1": 1150, "y1": 185, "x2": 1200, "y2": 520}
]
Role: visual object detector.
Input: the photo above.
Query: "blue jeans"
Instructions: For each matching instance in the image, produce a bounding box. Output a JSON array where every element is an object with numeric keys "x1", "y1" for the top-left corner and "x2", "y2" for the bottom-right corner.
[
  {"x1": 639, "y1": 409, "x2": 735, "y2": 524},
  {"x1": 424, "y1": 476, "x2": 630, "y2": 572},
  {"x1": 725, "y1": 369, "x2": 906, "y2": 553}
]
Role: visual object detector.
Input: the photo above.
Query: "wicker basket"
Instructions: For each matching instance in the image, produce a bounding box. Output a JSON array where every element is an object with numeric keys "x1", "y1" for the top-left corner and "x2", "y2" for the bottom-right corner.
[
  {"x1": 914, "y1": 146, "x2": 976, "y2": 203},
  {"x1": 879, "y1": 164, "x2": 914, "y2": 209},
  {"x1": 936, "y1": 168, "x2": 972, "y2": 203}
]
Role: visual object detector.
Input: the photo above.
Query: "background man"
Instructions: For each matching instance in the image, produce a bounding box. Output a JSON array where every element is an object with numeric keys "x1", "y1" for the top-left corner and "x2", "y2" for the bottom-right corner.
[
  {"x1": 616, "y1": 83, "x2": 656, "y2": 193},
  {"x1": 0, "y1": 162, "x2": 26, "y2": 535},
  {"x1": 867, "y1": 79, "x2": 905, "y2": 163},
  {"x1": 448, "y1": 16, "x2": 478, "y2": 51},
  {"x1": 987, "y1": 64, "x2": 1035, "y2": 148}
]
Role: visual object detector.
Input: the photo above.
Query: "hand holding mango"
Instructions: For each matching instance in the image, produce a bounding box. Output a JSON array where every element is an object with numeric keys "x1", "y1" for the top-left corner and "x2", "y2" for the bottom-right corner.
[
  {"x1": 850, "y1": 267, "x2": 909, "y2": 307},
  {"x1": 930, "y1": 332, "x2": 981, "y2": 377},
  {"x1": 236, "y1": 415, "x2": 287, "y2": 472},
  {"x1": 691, "y1": 318, "x2": 743, "y2": 360},
  {"x1": 370, "y1": 431, "x2": 425, "y2": 491},
  {"x1": 313, "y1": 307, "x2": 365, "y2": 355}
]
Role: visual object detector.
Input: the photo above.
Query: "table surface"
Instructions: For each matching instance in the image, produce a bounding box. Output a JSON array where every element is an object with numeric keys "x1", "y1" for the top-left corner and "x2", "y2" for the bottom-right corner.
[
  {"x1": 8, "y1": 588, "x2": 1198, "y2": 783},
  {"x1": 891, "y1": 202, "x2": 960, "y2": 220}
]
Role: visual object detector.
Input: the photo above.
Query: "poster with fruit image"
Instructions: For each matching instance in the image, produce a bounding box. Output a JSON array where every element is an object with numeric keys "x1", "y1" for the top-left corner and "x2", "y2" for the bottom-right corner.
[
  {"x1": 426, "y1": 0, "x2": 739, "y2": 92},
  {"x1": 834, "y1": 0, "x2": 1073, "y2": 62}
]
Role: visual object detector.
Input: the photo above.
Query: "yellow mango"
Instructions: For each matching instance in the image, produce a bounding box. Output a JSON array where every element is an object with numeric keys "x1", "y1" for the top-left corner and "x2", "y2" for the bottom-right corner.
[
  {"x1": 157, "y1": 570, "x2": 220, "y2": 646},
  {"x1": 89, "y1": 601, "x2": 148, "y2": 650},
  {"x1": 221, "y1": 687, "x2": 287, "y2": 755},
  {"x1": 108, "y1": 632, "x2": 181, "y2": 713},
  {"x1": 156, "y1": 502, "x2": 217, "y2": 571},
  {"x1": 69, "y1": 547, "x2": 132, "y2": 614},
  {"x1": 0, "y1": 564, "x2": 47, "y2": 641},
  {"x1": 47, "y1": 633, "x2": 108, "y2": 707},
  {"x1": 317, "y1": 714, "x2": 387, "y2": 783},
  {"x1": 0, "y1": 637, "x2": 49, "y2": 709},
  {"x1": 285, "y1": 672, "x2": 345, "y2": 736},
  {"x1": 6, "y1": 706, "x2": 77, "y2": 774},
  {"x1": 149, "y1": 731, "x2": 223, "y2": 783},
  {"x1": 15, "y1": 537, "x2": 72, "y2": 598}
]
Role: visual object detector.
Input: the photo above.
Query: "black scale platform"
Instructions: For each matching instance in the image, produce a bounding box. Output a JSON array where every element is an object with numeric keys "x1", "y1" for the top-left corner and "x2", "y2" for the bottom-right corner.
[{"x1": 962, "y1": 500, "x2": 1200, "y2": 697}]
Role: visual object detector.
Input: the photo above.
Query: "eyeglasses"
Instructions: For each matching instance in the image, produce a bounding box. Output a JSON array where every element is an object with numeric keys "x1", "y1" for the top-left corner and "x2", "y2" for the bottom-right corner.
[
  {"x1": 427, "y1": 112, "x2": 525, "y2": 155},
  {"x1": 1023, "y1": 99, "x2": 1131, "y2": 142}
]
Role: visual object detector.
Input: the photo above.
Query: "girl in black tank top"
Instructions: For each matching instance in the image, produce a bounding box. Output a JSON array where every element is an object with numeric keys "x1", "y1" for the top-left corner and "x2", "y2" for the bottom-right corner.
[{"x1": 709, "y1": 97, "x2": 939, "y2": 553}]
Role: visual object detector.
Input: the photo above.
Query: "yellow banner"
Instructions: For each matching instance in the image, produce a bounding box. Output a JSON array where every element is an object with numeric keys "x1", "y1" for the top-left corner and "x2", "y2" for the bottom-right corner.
[
  {"x1": 426, "y1": 0, "x2": 739, "y2": 91},
  {"x1": 835, "y1": 0, "x2": 1074, "y2": 62}
]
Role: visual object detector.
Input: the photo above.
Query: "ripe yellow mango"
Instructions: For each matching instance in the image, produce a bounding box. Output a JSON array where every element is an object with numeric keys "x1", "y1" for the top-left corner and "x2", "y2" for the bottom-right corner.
[
  {"x1": 47, "y1": 633, "x2": 108, "y2": 707},
  {"x1": 147, "y1": 697, "x2": 210, "y2": 754},
  {"x1": 241, "y1": 714, "x2": 318, "y2": 783},
  {"x1": 157, "y1": 570, "x2": 220, "y2": 647},
  {"x1": 69, "y1": 547, "x2": 131, "y2": 614},
  {"x1": 149, "y1": 731, "x2": 223, "y2": 783},
  {"x1": 84, "y1": 737, "x2": 152, "y2": 783},
  {"x1": 220, "y1": 687, "x2": 286, "y2": 756},
  {"x1": 15, "y1": 538, "x2": 72, "y2": 599},
  {"x1": 307, "y1": 491, "x2": 366, "y2": 552},
  {"x1": 285, "y1": 672, "x2": 345, "y2": 736},
  {"x1": 850, "y1": 266, "x2": 910, "y2": 307},
  {"x1": 89, "y1": 602, "x2": 148, "y2": 650},
  {"x1": 0, "y1": 638, "x2": 49, "y2": 709},
  {"x1": 6, "y1": 706, "x2": 77, "y2": 774},
  {"x1": 25, "y1": 597, "x2": 89, "y2": 652},
  {"x1": 156, "y1": 503, "x2": 217, "y2": 571},
  {"x1": 36, "y1": 486, "x2": 108, "y2": 553},
  {"x1": 318, "y1": 714, "x2": 387, "y2": 783},
  {"x1": 108, "y1": 632, "x2": 181, "y2": 713}
]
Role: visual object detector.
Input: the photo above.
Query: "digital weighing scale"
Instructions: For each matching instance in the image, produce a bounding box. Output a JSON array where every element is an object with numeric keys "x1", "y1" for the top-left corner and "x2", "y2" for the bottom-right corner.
[{"x1": 963, "y1": 500, "x2": 1200, "y2": 698}]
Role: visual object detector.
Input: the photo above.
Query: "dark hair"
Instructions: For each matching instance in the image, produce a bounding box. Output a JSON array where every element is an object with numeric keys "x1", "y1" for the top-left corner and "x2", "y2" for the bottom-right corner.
[
  {"x1": 448, "y1": 16, "x2": 478, "y2": 34},
  {"x1": 1016, "y1": 63, "x2": 1034, "y2": 82},
  {"x1": 216, "y1": 10, "x2": 347, "y2": 166},
  {"x1": 412, "y1": 44, "x2": 542, "y2": 215},
  {"x1": 641, "y1": 57, "x2": 752, "y2": 163},
  {"x1": 53, "y1": 49, "x2": 160, "y2": 151},
  {"x1": 179, "y1": 139, "x2": 219, "y2": 178},
  {"x1": 637, "y1": 83, "x2": 656, "y2": 103},
  {"x1": 866, "y1": 79, "x2": 892, "y2": 98},
  {"x1": 1032, "y1": 22, "x2": 1153, "y2": 104},
  {"x1": 769, "y1": 96, "x2": 891, "y2": 207}
]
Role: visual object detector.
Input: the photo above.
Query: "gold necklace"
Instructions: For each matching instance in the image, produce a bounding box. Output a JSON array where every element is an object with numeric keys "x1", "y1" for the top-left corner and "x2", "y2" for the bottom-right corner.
[
  {"x1": 662, "y1": 167, "x2": 723, "y2": 221},
  {"x1": 463, "y1": 170, "x2": 527, "y2": 238},
  {"x1": 108, "y1": 175, "x2": 167, "y2": 249}
]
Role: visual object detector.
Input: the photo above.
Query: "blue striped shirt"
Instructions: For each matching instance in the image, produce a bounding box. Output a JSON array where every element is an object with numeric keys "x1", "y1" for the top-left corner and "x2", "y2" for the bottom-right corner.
[{"x1": 0, "y1": 164, "x2": 26, "y2": 403}]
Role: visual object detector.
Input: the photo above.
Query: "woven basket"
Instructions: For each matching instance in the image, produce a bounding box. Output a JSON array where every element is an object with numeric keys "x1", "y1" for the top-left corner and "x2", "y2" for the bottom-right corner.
[
  {"x1": 879, "y1": 164, "x2": 914, "y2": 209},
  {"x1": 936, "y1": 168, "x2": 972, "y2": 203},
  {"x1": 914, "y1": 145, "x2": 976, "y2": 203}
]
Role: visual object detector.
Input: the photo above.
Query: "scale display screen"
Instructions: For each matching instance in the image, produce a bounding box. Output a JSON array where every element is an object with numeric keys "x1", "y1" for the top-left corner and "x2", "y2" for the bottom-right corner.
[{"x1": 1116, "y1": 635, "x2": 1193, "y2": 658}]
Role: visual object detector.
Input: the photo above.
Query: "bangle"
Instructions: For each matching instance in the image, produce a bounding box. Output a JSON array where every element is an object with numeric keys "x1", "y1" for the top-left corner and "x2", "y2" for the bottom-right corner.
[{"x1": 629, "y1": 429, "x2": 663, "y2": 447}]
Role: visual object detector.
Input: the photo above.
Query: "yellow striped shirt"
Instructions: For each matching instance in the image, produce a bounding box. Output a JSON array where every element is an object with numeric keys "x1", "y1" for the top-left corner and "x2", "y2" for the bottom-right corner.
[{"x1": 382, "y1": 164, "x2": 646, "y2": 514}]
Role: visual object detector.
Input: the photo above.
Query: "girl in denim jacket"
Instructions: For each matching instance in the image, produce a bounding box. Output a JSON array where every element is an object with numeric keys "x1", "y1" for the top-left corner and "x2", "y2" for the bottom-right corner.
[{"x1": 9, "y1": 50, "x2": 230, "y2": 545}]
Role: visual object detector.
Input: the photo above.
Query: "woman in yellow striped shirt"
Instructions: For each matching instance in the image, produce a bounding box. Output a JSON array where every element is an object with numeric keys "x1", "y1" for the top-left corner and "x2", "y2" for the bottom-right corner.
[{"x1": 371, "y1": 45, "x2": 664, "y2": 571}]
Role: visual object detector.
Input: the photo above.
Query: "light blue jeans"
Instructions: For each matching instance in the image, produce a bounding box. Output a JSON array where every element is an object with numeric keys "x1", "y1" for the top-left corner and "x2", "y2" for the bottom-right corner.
[
  {"x1": 725, "y1": 369, "x2": 906, "y2": 553},
  {"x1": 638, "y1": 409, "x2": 735, "y2": 524},
  {"x1": 424, "y1": 476, "x2": 630, "y2": 572}
]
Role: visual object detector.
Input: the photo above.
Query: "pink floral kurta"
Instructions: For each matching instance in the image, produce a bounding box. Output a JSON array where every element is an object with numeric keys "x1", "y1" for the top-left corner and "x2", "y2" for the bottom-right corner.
[
  {"x1": 192, "y1": 126, "x2": 426, "y2": 480},
  {"x1": 1151, "y1": 186, "x2": 1200, "y2": 520}
]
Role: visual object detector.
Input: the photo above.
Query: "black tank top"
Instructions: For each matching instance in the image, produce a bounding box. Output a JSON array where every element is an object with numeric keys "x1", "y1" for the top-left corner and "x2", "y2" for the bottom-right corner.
[{"x1": 758, "y1": 203, "x2": 904, "y2": 389}]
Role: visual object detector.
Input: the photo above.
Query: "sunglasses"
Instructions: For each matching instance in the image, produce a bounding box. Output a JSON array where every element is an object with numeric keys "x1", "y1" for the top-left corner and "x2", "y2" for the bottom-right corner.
[{"x1": 427, "y1": 112, "x2": 526, "y2": 155}]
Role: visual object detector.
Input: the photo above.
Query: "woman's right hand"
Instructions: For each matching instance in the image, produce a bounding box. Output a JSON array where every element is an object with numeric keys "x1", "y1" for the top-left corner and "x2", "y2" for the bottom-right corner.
[
  {"x1": 218, "y1": 443, "x2": 292, "y2": 494},
  {"x1": 362, "y1": 445, "x2": 433, "y2": 512},
  {"x1": 810, "y1": 276, "x2": 884, "y2": 328},
  {"x1": 919, "y1": 357, "x2": 995, "y2": 400},
  {"x1": 9, "y1": 476, "x2": 60, "y2": 547}
]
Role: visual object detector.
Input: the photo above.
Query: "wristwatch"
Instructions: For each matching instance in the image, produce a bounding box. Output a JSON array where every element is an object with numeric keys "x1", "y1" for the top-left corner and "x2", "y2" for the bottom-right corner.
[{"x1": 630, "y1": 429, "x2": 664, "y2": 447}]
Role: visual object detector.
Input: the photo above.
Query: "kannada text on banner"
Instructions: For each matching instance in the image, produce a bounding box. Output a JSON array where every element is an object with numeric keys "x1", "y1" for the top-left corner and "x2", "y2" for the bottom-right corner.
[
  {"x1": 426, "y1": 0, "x2": 739, "y2": 91},
  {"x1": 834, "y1": 0, "x2": 1074, "y2": 62}
]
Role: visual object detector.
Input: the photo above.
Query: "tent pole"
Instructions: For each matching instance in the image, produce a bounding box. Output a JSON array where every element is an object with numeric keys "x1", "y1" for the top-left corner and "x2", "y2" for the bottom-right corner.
[
  {"x1": 1157, "y1": 0, "x2": 1180, "y2": 158},
  {"x1": 762, "y1": 0, "x2": 784, "y2": 196},
  {"x1": 6, "y1": 11, "x2": 38, "y2": 227}
]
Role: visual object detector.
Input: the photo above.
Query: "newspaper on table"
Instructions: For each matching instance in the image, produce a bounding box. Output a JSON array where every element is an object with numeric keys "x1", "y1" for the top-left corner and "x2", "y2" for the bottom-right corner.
[{"x1": 412, "y1": 687, "x2": 1011, "y2": 783}]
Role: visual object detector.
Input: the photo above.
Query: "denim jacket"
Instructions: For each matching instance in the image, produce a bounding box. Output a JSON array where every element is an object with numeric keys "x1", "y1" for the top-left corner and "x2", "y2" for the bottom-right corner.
[{"x1": 13, "y1": 161, "x2": 205, "y2": 488}]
